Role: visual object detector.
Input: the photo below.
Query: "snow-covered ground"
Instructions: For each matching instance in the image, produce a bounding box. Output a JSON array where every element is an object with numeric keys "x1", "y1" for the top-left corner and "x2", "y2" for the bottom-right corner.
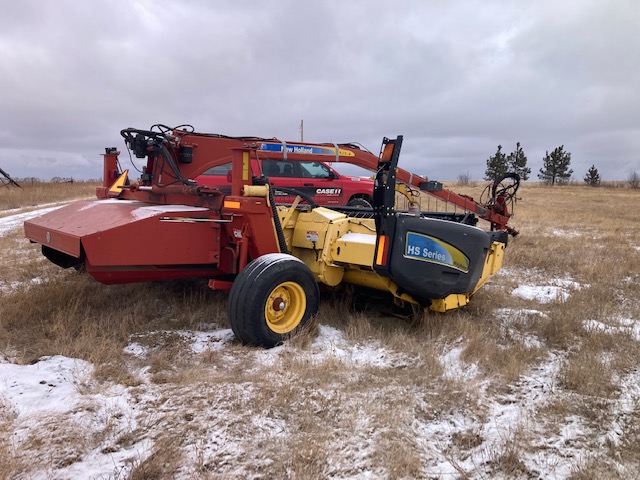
[
  {"x1": 0, "y1": 327, "x2": 407, "y2": 479},
  {"x1": 1, "y1": 204, "x2": 639, "y2": 478},
  {"x1": 0, "y1": 202, "x2": 67, "y2": 236}
]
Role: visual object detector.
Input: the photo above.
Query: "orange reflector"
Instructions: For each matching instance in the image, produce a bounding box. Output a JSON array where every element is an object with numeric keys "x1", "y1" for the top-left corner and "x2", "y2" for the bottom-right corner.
[
  {"x1": 376, "y1": 235, "x2": 387, "y2": 265},
  {"x1": 381, "y1": 143, "x2": 394, "y2": 161},
  {"x1": 224, "y1": 200, "x2": 241, "y2": 209}
]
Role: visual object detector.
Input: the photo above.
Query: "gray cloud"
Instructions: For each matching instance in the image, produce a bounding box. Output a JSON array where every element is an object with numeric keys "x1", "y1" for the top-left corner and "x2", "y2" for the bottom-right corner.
[{"x1": 1, "y1": 0, "x2": 638, "y2": 182}]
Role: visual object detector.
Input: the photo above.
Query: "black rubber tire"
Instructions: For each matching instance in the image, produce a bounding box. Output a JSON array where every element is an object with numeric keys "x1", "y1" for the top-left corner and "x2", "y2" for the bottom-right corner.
[
  {"x1": 347, "y1": 197, "x2": 372, "y2": 208},
  {"x1": 227, "y1": 253, "x2": 320, "y2": 348}
]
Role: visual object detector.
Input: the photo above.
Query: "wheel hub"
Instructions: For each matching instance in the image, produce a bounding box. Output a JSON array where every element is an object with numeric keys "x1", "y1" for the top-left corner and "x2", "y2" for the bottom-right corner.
[
  {"x1": 272, "y1": 298, "x2": 286, "y2": 311},
  {"x1": 264, "y1": 281, "x2": 306, "y2": 334}
]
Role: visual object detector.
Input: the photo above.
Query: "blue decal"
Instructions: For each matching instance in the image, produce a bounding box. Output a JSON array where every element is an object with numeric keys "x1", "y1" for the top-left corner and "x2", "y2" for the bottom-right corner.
[
  {"x1": 259, "y1": 143, "x2": 336, "y2": 155},
  {"x1": 404, "y1": 232, "x2": 469, "y2": 273}
]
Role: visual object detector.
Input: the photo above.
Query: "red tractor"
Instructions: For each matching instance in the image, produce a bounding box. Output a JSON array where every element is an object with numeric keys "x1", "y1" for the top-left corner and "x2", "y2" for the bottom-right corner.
[{"x1": 24, "y1": 124, "x2": 519, "y2": 347}]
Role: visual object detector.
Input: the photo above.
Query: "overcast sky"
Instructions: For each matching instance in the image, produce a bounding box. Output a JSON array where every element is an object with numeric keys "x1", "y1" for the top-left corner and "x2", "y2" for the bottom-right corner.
[{"x1": 1, "y1": 0, "x2": 638, "y2": 182}]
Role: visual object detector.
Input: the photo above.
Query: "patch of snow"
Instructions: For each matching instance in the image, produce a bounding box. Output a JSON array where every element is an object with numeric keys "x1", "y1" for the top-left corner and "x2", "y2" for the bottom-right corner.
[
  {"x1": 551, "y1": 229, "x2": 582, "y2": 238},
  {"x1": 0, "y1": 356, "x2": 93, "y2": 417},
  {"x1": 123, "y1": 326, "x2": 403, "y2": 369},
  {"x1": 583, "y1": 318, "x2": 640, "y2": 341},
  {"x1": 440, "y1": 345, "x2": 479, "y2": 381},
  {"x1": 58, "y1": 439, "x2": 153, "y2": 480},
  {"x1": 308, "y1": 325, "x2": 404, "y2": 368},
  {"x1": 412, "y1": 350, "x2": 574, "y2": 477},
  {"x1": 0, "y1": 200, "x2": 79, "y2": 217},
  {"x1": 512, "y1": 284, "x2": 569, "y2": 303},
  {"x1": 0, "y1": 205, "x2": 65, "y2": 236},
  {"x1": 553, "y1": 278, "x2": 586, "y2": 290},
  {"x1": 92, "y1": 199, "x2": 139, "y2": 204},
  {"x1": 187, "y1": 329, "x2": 236, "y2": 353},
  {"x1": 123, "y1": 342, "x2": 149, "y2": 357},
  {"x1": 76, "y1": 199, "x2": 138, "y2": 211},
  {"x1": 494, "y1": 308, "x2": 549, "y2": 319},
  {"x1": 482, "y1": 351, "x2": 573, "y2": 477},
  {"x1": 250, "y1": 325, "x2": 406, "y2": 369},
  {"x1": 604, "y1": 368, "x2": 640, "y2": 447},
  {"x1": 130, "y1": 204, "x2": 209, "y2": 221},
  {"x1": 124, "y1": 329, "x2": 236, "y2": 358},
  {"x1": 496, "y1": 266, "x2": 539, "y2": 280},
  {"x1": 0, "y1": 276, "x2": 44, "y2": 294},
  {"x1": 511, "y1": 278, "x2": 585, "y2": 304}
]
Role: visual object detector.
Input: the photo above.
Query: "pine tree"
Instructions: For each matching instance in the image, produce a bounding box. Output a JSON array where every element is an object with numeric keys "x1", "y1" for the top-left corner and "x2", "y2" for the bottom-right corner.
[
  {"x1": 484, "y1": 145, "x2": 508, "y2": 182},
  {"x1": 538, "y1": 145, "x2": 573, "y2": 186},
  {"x1": 506, "y1": 142, "x2": 531, "y2": 181},
  {"x1": 583, "y1": 165, "x2": 601, "y2": 187}
]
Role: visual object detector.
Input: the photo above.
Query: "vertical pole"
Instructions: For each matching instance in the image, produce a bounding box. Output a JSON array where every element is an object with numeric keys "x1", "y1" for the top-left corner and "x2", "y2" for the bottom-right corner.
[
  {"x1": 101, "y1": 148, "x2": 120, "y2": 188},
  {"x1": 231, "y1": 147, "x2": 251, "y2": 197}
]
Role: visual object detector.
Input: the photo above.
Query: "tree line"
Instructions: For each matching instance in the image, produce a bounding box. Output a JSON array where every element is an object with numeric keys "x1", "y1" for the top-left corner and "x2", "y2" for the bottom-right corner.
[{"x1": 483, "y1": 143, "x2": 636, "y2": 187}]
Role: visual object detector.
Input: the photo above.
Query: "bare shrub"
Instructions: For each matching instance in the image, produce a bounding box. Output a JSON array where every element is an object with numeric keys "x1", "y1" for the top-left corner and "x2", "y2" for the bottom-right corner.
[
  {"x1": 628, "y1": 170, "x2": 640, "y2": 189},
  {"x1": 457, "y1": 171, "x2": 476, "y2": 187}
]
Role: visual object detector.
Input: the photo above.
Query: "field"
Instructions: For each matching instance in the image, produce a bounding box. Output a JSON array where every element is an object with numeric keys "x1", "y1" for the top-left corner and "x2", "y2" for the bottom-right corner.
[{"x1": 1, "y1": 181, "x2": 639, "y2": 479}]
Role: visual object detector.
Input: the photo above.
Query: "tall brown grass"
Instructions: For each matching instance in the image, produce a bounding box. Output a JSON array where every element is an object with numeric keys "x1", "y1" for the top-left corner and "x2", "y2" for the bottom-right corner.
[
  {"x1": 0, "y1": 180, "x2": 98, "y2": 213},
  {"x1": 1, "y1": 181, "x2": 640, "y2": 477}
]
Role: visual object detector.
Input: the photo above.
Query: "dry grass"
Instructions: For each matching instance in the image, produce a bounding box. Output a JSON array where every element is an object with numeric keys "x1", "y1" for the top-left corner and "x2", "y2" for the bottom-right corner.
[
  {"x1": 0, "y1": 180, "x2": 98, "y2": 212},
  {"x1": 1, "y1": 182, "x2": 640, "y2": 477},
  {"x1": 128, "y1": 436, "x2": 183, "y2": 479}
]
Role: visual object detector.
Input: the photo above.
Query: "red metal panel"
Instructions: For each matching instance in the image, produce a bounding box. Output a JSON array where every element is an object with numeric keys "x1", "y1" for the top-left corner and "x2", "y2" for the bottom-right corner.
[
  {"x1": 24, "y1": 203, "x2": 91, "y2": 257},
  {"x1": 83, "y1": 216, "x2": 220, "y2": 266},
  {"x1": 24, "y1": 199, "x2": 222, "y2": 267},
  {"x1": 86, "y1": 265, "x2": 224, "y2": 284},
  {"x1": 220, "y1": 196, "x2": 281, "y2": 259}
]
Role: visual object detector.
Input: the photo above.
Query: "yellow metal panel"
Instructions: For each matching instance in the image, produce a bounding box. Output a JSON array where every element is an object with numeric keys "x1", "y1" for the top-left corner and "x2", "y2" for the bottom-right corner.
[
  {"x1": 278, "y1": 201, "x2": 301, "y2": 230},
  {"x1": 242, "y1": 152, "x2": 249, "y2": 180},
  {"x1": 430, "y1": 294, "x2": 469, "y2": 313},
  {"x1": 291, "y1": 208, "x2": 346, "y2": 249},
  {"x1": 472, "y1": 241, "x2": 505, "y2": 294},
  {"x1": 319, "y1": 264, "x2": 345, "y2": 286},
  {"x1": 342, "y1": 269, "x2": 419, "y2": 305},
  {"x1": 291, "y1": 248, "x2": 344, "y2": 286},
  {"x1": 330, "y1": 232, "x2": 376, "y2": 266},
  {"x1": 300, "y1": 207, "x2": 346, "y2": 223},
  {"x1": 291, "y1": 220, "x2": 328, "y2": 249},
  {"x1": 108, "y1": 169, "x2": 129, "y2": 197},
  {"x1": 343, "y1": 268, "x2": 389, "y2": 291},
  {"x1": 289, "y1": 209, "x2": 350, "y2": 287}
]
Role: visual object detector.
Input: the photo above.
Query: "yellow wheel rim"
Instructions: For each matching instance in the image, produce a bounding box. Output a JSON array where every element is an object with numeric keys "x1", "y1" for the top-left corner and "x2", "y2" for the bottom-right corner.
[{"x1": 264, "y1": 281, "x2": 306, "y2": 334}]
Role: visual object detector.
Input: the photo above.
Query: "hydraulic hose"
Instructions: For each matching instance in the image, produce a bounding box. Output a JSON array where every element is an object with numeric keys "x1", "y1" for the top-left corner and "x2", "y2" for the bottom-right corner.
[
  {"x1": 268, "y1": 185, "x2": 290, "y2": 254},
  {"x1": 120, "y1": 128, "x2": 196, "y2": 187}
]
